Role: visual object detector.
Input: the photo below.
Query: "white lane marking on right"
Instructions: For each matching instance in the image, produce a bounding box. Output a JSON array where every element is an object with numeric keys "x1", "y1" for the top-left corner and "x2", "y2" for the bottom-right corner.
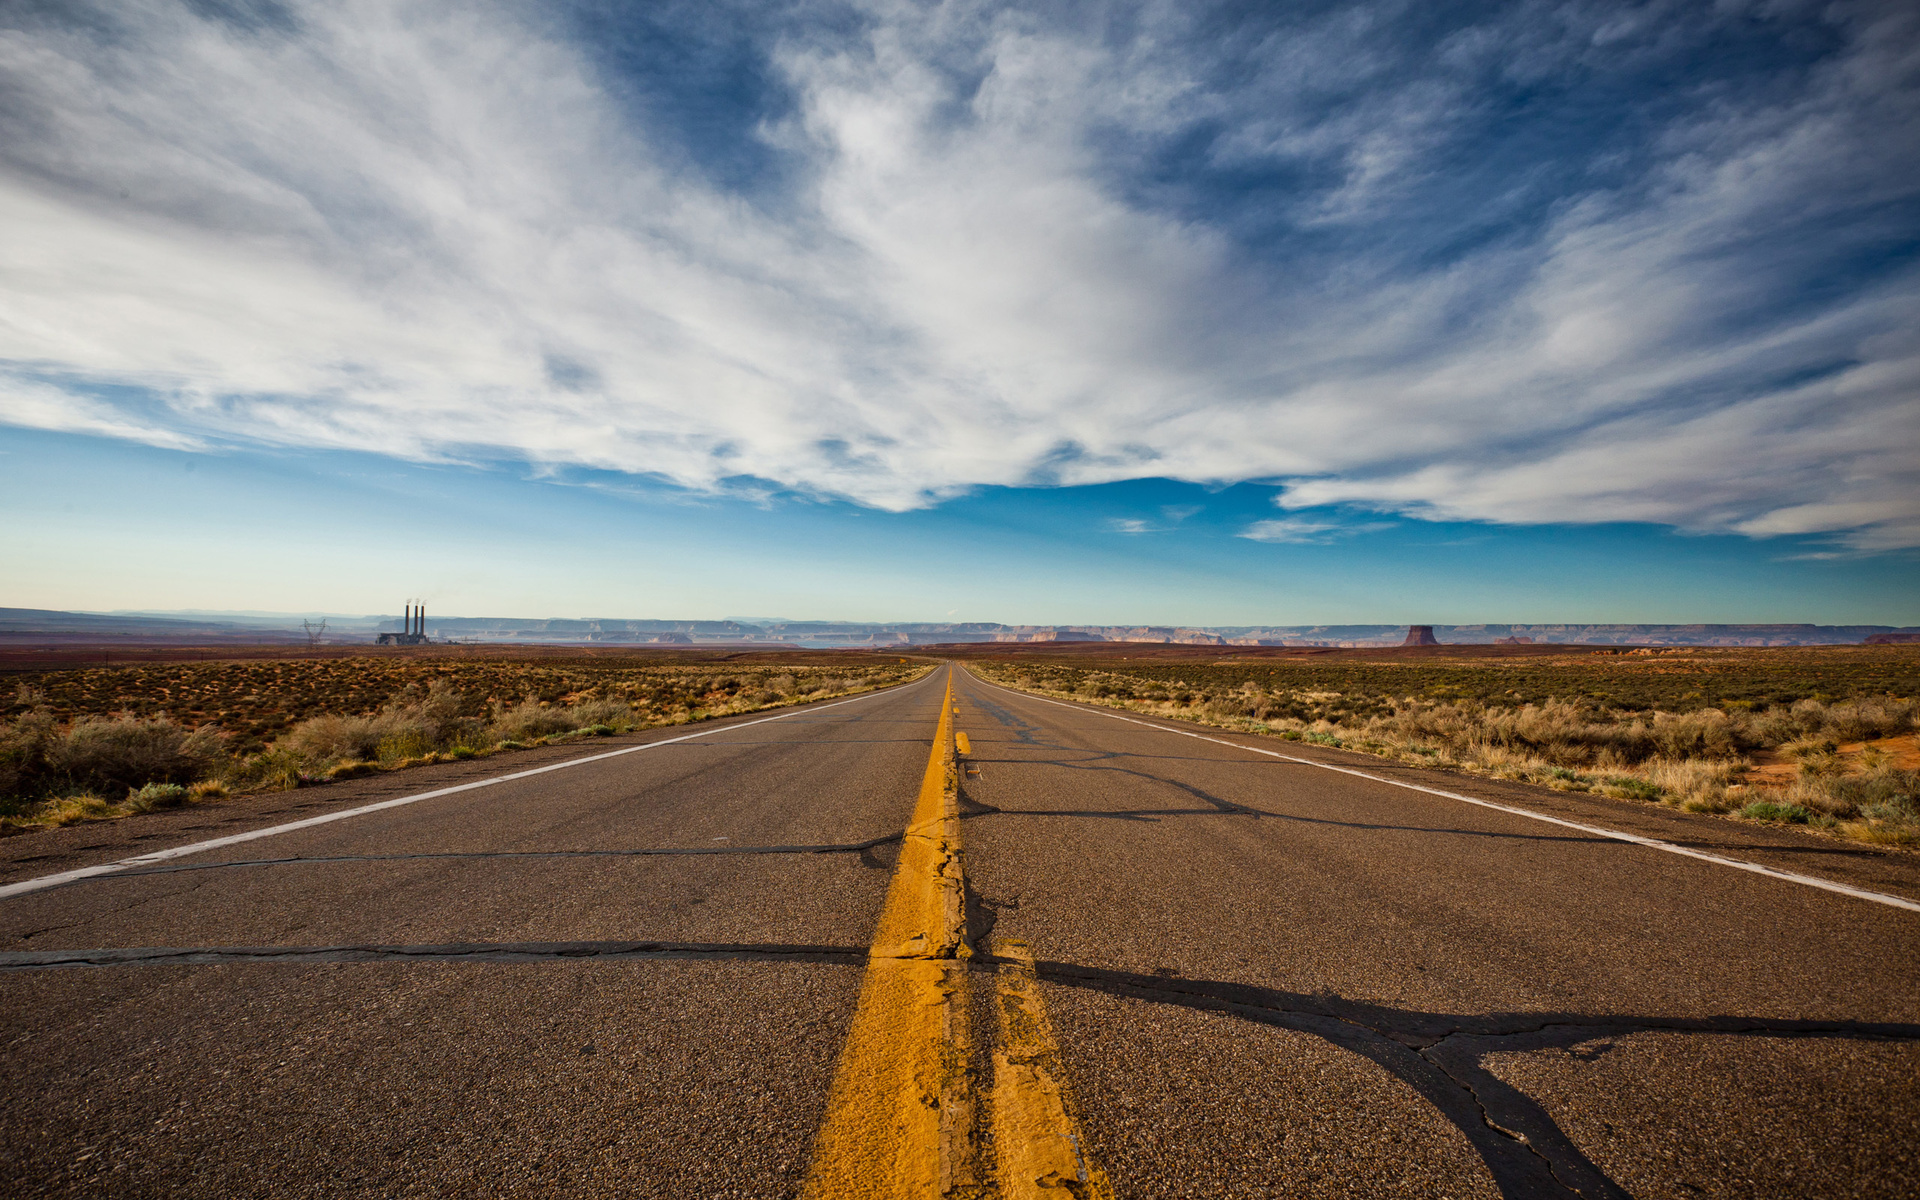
[
  {"x1": 964, "y1": 671, "x2": 1920, "y2": 916},
  {"x1": 0, "y1": 676, "x2": 936, "y2": 903}
]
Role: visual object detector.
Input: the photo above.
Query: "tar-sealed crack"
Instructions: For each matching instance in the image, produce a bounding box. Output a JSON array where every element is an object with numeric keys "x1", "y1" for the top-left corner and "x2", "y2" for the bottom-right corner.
[
  {"x1": 0, "y1": 939, "x2": 869, "y2": 970},
  {"x1": 1413, "y1": 1041, "x2": 1617, "y2": 1200},
  {"x1": 1020, "y1": 959, "x2": 1920, "y2": 1200},
  {"x1": 14, "y1": 933, "x2": 1918, "y2": 1197},
  {"x1": 21, "y1": 839, "x2": 911, "y2": 894}
]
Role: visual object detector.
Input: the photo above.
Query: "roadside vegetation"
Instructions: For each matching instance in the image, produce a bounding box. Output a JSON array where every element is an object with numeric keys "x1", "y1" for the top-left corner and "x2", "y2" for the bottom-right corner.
[
  {"x1": 971, "y1": 647, "x2": 1920, "y2": 846},
  {"x1": 0, "y1": 658, "x2": 928, "y2": 833}
]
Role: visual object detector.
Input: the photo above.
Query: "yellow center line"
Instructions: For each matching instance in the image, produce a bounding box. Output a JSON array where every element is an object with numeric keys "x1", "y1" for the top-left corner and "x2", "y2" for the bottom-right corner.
[
  {"x1": 804, "y1": 678, "x2": 975, "y2": 1198},
  {"x1": 804, "y1": 675, "x2": 1108, "y2": 1198},
  {"x1": 991, "y1": 938, "x2": 1115, "y2": 1200}
]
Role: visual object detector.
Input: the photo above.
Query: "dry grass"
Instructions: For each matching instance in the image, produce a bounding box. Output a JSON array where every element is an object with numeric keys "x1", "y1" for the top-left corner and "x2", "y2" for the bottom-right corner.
[
  {"x1": 974, "y1": 652, "x2": 1920, "y2": 847},
  {"x1": 1, "y1": 659, "x2": 928, "y2": 833},
  {"x1": 1, "y1": 653, "x2": 925, "y2": 756}
]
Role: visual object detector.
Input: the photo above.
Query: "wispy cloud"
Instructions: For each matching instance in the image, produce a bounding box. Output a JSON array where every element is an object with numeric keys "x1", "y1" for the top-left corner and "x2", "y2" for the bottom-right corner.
[
  {"x1": 1238, "y1": 517, "x2": 1354, "y2": 545},
  {"x1": 1, "y1": 1, "x2": 1915, "y2": 544},
  {"x1": 0, "y1": 378, "x2": 203, "y2": 452}
]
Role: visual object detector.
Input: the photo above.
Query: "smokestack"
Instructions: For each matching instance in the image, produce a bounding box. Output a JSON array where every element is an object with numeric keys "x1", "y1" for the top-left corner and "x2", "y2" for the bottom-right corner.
[
  {"x1": 418, "y1": 605, "x2": 425, "y2": 637},
  {"x1": 405, "y1": 604, "x2": 412, "y2": 636}
]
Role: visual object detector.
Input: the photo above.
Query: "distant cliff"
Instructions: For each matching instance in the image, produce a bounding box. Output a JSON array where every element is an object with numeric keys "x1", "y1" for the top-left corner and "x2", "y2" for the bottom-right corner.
[{"x1": 3, "y1": 610, "x2": 1914, "y2": 649}]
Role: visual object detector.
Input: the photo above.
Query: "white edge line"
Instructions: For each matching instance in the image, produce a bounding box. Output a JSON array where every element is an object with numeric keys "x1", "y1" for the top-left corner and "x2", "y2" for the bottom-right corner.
[
  {"x1": 961, "y1": 669, "x2": 1920, "y2": 915},
  {"x1": 0, "y1": 675, "x2": 936, "y2": 902}
]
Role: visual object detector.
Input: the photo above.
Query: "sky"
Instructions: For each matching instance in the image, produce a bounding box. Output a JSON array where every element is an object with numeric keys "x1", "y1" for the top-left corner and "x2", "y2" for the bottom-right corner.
[{"x1": 1, "y1": 0, "x2": 1917, "y2": 623}]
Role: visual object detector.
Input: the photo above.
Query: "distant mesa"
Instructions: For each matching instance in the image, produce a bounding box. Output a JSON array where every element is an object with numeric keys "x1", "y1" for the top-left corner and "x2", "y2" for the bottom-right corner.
[{"x1": 5, "y1": 609, "x2": 1918, "y2": 651}]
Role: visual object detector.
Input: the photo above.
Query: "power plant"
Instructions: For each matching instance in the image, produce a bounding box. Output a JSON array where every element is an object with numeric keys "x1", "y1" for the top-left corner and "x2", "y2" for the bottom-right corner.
[{"x1": 376, "y1": 603, "x2": 431, "y2": 646}]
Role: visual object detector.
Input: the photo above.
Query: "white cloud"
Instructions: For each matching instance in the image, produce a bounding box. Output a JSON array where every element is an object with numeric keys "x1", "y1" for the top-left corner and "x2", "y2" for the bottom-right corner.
[
  {"x1": 1239, "y1": 517, "x2": 1350, "y2": 545},
  {"x1": 0, "y1": 377, "x2": 203, "y2": 451},
  {"x1": 0, "y1": 0, "x2": 1915, "y2": 545}
]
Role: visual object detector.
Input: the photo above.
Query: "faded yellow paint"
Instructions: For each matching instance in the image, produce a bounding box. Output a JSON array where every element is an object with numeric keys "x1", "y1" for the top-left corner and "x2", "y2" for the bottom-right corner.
[
  {"x1": 805, "y1": 677, "x2": 1108, "y2": 1198},
  {"x1": 803, "y1": 679, "x2": 977, "y2": 1199},
  {"x1": 992, "y1": 939, "x2": 1114, "y2": 1200}
]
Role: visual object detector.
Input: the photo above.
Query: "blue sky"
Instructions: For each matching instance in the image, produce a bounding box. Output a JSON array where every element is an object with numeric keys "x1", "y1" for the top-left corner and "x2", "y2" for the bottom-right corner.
[{"x1": 1, "y1": 0, "x2": 1916, "y2": 622}]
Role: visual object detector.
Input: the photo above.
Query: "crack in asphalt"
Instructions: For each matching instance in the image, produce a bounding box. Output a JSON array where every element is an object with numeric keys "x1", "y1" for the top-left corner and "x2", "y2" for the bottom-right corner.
[
  {"x1": 956, "y1": 764, "x2": 1602, "y2": 847},
  {"x1": 12, "y1": 877, "x2": 215, "y2": 942},
  {"x1": 1416, "y1": 1035, "x2": 1628, "y2": 1199},
  {"x1": 1020, "y1": 959, "x2": 1920, "y2": 1199},
  {"x1": 0, "y1": 940, "x2": 869, "y2": 969},
  {"x1": 954, "y1": 715, "x2": 1625, "y2": 845},
  {"x1": 6, "y1": 838, "x2": 910, "y2": 892},
  {"x1": 7, "y1": 930, "x2": 1914, "y2": 1198}
]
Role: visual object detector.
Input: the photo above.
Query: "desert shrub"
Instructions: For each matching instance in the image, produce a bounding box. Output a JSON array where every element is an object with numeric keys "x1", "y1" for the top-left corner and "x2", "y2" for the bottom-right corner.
[
  {"x1": 1638, "y1": 758, "x2": 1746, "y2": 811},
  {"x1": 1742, "y1": 705, "x2": 1816, "y2": 746},
  {"x1": 1600, "y1": 776, "x2": 1664, "y2": 801},
  {"x1": 1786, "y1": 766, "x2": 1920, "y2": 819},
  {"x1": 565, "y1": 698, "x2": 633, "y2": 730},
  {"x1": 1742, "y1": 801, "x2": 1811, "y2": 824},
  {"x1": 1650, "y1": 710, "x2": 1739, "y2": 759},
  {"x1": 227, "y1": 747, "x2": 307, "y2": 791},
  {"x1": 34, "y1": 794, "x2": 120, "y2": 826},
  {"x1": 128, "y1": 782, "x2": 190, "y2": 811},
  {"x1": 380, "y1": 680, "x2": 474, "y2": 747},
  {"x1": 48, "y1": 715, "x2": 223, "y2": 795},
  {"x1": 484, "y1": 692, "x2": 632, "y2": 742},
  {"x1": 284, "y1": 713, "x2": 391, "y2": 763},
  {"x1": 282, "y1": 680, "x2": 480, "y2": 765},
  {"x1": 0, "y1": 707, "x2": 58, "y2": 800},
  {"x1": 1817, "y1": 699, "x2": 1917, "y2": 743},
  {"x1": 376, "y1": 729, "x2": 437, "y2": 762},
  {"x1": 488, "y1": 699, "x2": 582, "y2": 743}
]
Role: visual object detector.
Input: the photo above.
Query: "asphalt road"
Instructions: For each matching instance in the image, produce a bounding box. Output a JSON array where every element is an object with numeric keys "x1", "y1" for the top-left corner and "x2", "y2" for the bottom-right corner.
[{"x1": 2, "y1": 664, "x2": 1916, "y2": 1198}]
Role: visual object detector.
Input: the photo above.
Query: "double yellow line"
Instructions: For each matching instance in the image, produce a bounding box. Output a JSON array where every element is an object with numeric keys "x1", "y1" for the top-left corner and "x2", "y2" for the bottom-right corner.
[{"x1": 803, "y1": 679, "x2": 1111, "y2": 1199}]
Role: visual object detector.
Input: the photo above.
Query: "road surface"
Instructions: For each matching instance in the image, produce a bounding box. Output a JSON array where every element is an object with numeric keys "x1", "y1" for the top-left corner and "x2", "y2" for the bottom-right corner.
[{"x1": 2, "y1": 664, "x2": 1916, "y2": 1198}]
